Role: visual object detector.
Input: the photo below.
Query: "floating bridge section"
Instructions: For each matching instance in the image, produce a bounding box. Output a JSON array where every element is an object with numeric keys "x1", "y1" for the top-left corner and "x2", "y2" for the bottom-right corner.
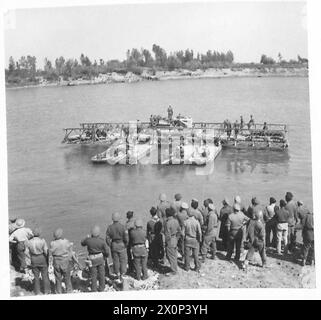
[{"x1": 62, "y1": 121, "x2": 288, "y2": 151}]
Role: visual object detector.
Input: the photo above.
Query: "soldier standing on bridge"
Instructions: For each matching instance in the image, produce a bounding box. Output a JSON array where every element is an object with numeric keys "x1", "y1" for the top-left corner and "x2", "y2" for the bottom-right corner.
[
  {"x1": 234, "y1": 120, "x2": 240, "y2": 138},
  {"x1": 240, "y1": 115, "x2": 244, "y2": 129},
  {"x1": 248, "y1": 115, "x2": 255, "y2": 129},
  {"x1": 167, "y1": 105, "x2": 173, "y2": 121}
]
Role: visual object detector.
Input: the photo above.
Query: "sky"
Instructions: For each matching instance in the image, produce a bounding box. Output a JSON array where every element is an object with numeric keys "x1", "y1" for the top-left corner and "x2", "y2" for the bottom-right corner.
[{"x1": 4, "y1": 1, "x2": 308, "y2": 67}]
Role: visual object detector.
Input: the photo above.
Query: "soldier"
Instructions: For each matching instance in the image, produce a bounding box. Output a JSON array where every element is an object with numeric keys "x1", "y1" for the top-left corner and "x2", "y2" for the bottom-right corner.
[
  {"x1": 157, "y1": 193, "x2": 171, "y2": 227},
  {"x1": 263, "y1": 197, "x2": 278, "y2": 248},
  {"x1": 297, "y1": 200, "x2": 310, "y2": 223},
  {"x1": 247, "y1": 197, "x2": 263, "y2": 222},
  {"x1": 130, "y1": 219, "x2": 148, "y2": 280},
  {"x1": 50, "y1": 228, "x2": 73, "y2": 294},
  {"x1": 200, "y1": 199, "x2": 211, "y2": 234},
  {"x1": 106, "y1": 212, "x2": 128, "y2": 281},
  {"x1": 172, "y1": 193, "x2": 183, "y2": 214},
  {"x1": 176, "y1": 202, "x2": 189, "y2": 257},
  {"x1": 248, "y1": 115, "x2": 255, "y2": 129},
  {"x1": 164, "y1": 207, "x2": 181, "y2": 275},
  {"x1": 81, "y1": 225, "x2": 109, "y2": 292},
  {"x1": 234, "y1": 120, "x2": 240, "y2": 138},
  {"x1": 234, "y1": 196, "x2": 248, "y2": 253},
  {"x1": 242, "y1": 210, "x2": 267, "y2": 269},
  {"x1": 9, "y1": 219, "x2": 33, "y2": 273},
  {"x1": 184, "y1": 208, "x2": 202, "y2": 272},
  {"x1": 125, "y1": 211, "x2": 135, "y2": 273},
  {"x1": 234, "y1": 195, "x2": 247, "y2": 214},
  {"x1": 285, "y1": 192, "x2": 298, "y2": 253},
  {"x1": 240, "y1": 115, "x2": 244, "y2": 129},
  {"x1": 146, "y1": 207, "x2": 163, "y2": 268},
  {"x1": 226, "y1": 120, "x2": 232, "y2": 139},
  {"x1": 219, "y1": 198, "x2": 233, "y2": 250},
  {"x1": 301, "y1": 211, "x2": 314, "y2": 266},
  {"x1": 167, "y1": 105, "x2": 173, "y2": 121},
  {"x1": 201, "y1": 203, "x2": 219, "y2": 262},
  {"x1": 226, "y1": 203, "x2": 250, "y2": 261},
  {"x1": 275, "y1": 200, "x2": 290, "y2": 255},
  {"x1": 26, "y1": 228, "x2": 51, "y2": 295},
  {"x1": 190, "y1": 199, "x2": 204, "y2": 226}
]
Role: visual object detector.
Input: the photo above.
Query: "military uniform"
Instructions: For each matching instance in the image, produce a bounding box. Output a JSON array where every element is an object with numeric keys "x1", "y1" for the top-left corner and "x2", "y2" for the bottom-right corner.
[
  {"x1": 200, "y1": 205, "x2": 209, "y2": 235},
  {"x1": 285, "y1": 199, "x2": 298, "y2": 252},
  {"x1": 301, "y1": 213, "x2": 314, "y2": 264},
  {"x1": 147, "y1": 217, "x2": 164, "y2": 267},
  {"x1": 297, "y1": 205, "x2": 310, "y2": 222},
  {"x1": 126, "y1": 217, "x2": 135, "y2": 272},
  {"x1": 247, "y1": 204, "x2": 264, "y2": 221},
  {"x1": 275, "y1": 207, "x2": 290, "y2": 254},
  {"x1": 9, "y1": 226, "x2": 33, "y2": 271},
  {"x1": 81, "y1": 235, "x2": 109, "y2": 292},
  {"x1": 129, "y1": 227, "x2": 148, "y2": 280},
  {"x1": 184, "y1": 216, "x2": 202, "y2": 271},
  {"x1": 263, "y1": 203, "x2": 277, "y2": 247},
  {"x1": 245, "y1": 219, "x2": 266, "y2": 265},
  {"x1": 189, "y1": 208, "x2": 204, "y2": 226},
  {"x1": 157, "y1": 201, "x2": 171, "y2": 225},
  {"x1": 50, "y1": 238, "x2": 73, "y2": 294},
  {"x1": 219, "y1": 204, "x2": 233, "y2": 250},
  {"x1": 176, "y1": 209, "x2": 188, "y2": 256},
  {"x1": 201, "y1": 210, "x2": 218, "y2": 260},
  {"x1": 164, "y1": 216, "x2": 181, "y2": 273},
  {"x1": 172, "y1": 200, "x2": 182, "y2": 215},
  {"x1": 226, "y1": 211, "x2": 249, "y2": 261},
  {"x1": 27, "y1": 236, "x2": 50, "y2": 295},
  {"x1": 106, "y1": 222, "x2": 128, "y2": 276}
]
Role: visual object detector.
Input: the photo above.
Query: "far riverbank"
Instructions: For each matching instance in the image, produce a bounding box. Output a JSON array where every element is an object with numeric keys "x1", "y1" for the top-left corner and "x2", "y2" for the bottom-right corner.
[{"x1": 6, "y1": 66, "x2": 308, "y2": 90}]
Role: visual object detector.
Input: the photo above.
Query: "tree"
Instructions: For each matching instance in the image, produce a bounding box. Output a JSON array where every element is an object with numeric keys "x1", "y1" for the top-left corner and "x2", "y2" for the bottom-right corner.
[
  {"x1": 184, "y1": 49, "x2": 194, "y2": 64},
  {"x1": 152, "y1": 44, "x2": 167, "y2": 68},
  {"x1": 80, "y1": 53, "x2": 91, "y2": 67},
  {"x1": 44, "y1": 58, "x2": 52, "y2": 72},
  {"x1": 26, "y1": 55, "x2": 37, "y2": 74},
  {"x1": 8, "y1": 56, "x2": 15, "y2": 72},
  {"x1": 260, "y1": 54, "x2": 275, "y2": 65},
  {"x1": 167, "y1": 55, "x2": 182, "y2": 71},
  {"x1": 278, "y1": 53, "x2": 282, "y2": 63},
  {"x1": 19, "y1": 56, "x2": 28, "y2": 70},
  {"x1": 298, "y1": 55, "x2": 308, "y2": 63},
  {"x1": 55, "y1": 56, "x2": 65, "y2": 75},
  {"x1": 141, "y1": 48, "x2": 154, "y2": 67},
  {"x1": 127, "y1": 48, "x2": 144, "y2": 67},
  {"x1": 226, "y1": 50, "x2": 234, "y2": 63}
]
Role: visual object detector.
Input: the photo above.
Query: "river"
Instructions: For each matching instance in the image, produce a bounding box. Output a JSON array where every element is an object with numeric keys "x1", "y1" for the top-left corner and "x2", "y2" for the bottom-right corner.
[{"x1": 6, "y1": 77, "x2": 312, "y2": 254}]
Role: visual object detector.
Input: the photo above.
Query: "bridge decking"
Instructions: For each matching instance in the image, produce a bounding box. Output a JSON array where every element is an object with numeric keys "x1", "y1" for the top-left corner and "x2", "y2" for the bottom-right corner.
[{"x1": 62, "y1": 121, "x2": 288, "y2": 150}]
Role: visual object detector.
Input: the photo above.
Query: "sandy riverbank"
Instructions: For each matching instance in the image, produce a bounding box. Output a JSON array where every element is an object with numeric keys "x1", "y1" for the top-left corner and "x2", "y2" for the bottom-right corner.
[{"x1": 6, "y1": 66, "x2": 308, "y2": 90}]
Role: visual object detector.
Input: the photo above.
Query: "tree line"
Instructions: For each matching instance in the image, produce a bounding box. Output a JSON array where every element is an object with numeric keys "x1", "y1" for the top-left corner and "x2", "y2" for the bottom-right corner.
[{"x1": 5, "y1": 44, "x2": 308, "y2": 85}]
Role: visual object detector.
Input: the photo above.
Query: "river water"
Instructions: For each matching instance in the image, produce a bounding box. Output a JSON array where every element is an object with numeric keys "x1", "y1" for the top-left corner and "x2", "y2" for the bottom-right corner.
[{"x1": 6, "y1": 77, "x2": 312, "y2": 253}]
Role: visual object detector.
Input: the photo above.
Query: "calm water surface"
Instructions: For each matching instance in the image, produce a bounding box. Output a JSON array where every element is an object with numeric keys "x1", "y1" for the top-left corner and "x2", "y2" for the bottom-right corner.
[{"x1": 6, "y1": 77, "x2": 312, "y2": 254}]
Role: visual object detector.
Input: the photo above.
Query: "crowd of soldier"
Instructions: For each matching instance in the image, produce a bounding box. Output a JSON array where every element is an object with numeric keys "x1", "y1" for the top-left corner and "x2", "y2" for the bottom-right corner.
[{"x1": 9, "y1": 191, "x2": 314, "y2": 295}]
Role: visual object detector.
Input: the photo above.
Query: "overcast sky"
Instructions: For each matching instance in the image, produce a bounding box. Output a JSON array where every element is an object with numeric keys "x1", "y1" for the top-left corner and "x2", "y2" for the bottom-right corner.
[{"x1": 4, "y1": 1, "x2": 308, "y2": 67}]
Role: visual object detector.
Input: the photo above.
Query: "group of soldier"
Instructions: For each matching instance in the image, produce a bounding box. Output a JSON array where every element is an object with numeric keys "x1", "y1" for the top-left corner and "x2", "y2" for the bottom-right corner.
[
  {"x1": 223, "y1": 114, "x2": 262, "y2": 139},
  {"x1": 9, "y1": 190, "x2": 314, "y2": 295}
]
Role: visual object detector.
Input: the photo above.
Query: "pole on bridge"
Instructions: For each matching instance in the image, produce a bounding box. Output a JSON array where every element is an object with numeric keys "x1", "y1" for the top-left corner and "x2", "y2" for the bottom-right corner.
[{"x1": 169, "y1": 133, "x2": 172, "y2": 165}]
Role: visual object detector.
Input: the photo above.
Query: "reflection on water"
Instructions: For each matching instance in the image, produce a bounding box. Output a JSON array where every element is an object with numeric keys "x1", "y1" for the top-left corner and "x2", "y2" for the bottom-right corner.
[{"x1": 219, "y1": 148, "x2": 290, "y2": 175}]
